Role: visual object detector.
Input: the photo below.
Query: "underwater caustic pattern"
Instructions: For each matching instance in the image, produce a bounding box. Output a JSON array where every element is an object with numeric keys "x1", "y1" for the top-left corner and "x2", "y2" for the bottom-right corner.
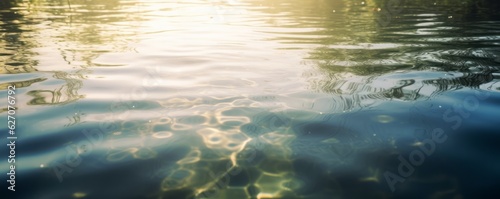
[{"x1": 1, "y1": 0, "x2": 500, "y2": 198}]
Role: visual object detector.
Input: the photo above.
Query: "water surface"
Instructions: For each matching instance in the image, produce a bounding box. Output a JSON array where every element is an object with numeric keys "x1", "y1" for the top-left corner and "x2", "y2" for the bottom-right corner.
[{"x1": 1, "y1": 0, "x2": 500, "y2": 198}]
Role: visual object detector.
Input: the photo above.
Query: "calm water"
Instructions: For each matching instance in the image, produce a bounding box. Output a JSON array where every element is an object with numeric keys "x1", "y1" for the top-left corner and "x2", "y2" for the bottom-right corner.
[{"x1": 1, "y1": 0, "x2": 500, "y2": 198}]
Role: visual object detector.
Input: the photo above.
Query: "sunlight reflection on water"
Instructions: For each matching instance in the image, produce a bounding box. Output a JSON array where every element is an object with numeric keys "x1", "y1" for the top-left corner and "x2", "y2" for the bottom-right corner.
[{"x1": 1, "y1": 0, "x2": 500, "y2": 198}]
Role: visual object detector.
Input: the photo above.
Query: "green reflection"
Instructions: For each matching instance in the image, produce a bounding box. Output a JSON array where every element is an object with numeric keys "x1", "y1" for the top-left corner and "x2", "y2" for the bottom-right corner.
[
  {"x1": 0, "y1": 0, "x2": 39, "y2": 74},
  {"x1": 1, "y1": 0, "x2": 142, "y2": 106},
  {"x1": 0, "y1": 77, "x2": 46, "y2": 90},
  {"x1": 27, "y1": 72, "x2": 83, "y2": 105},
  {"x1": 250, "y1": 0, "x2": 500, "y2": 97}
]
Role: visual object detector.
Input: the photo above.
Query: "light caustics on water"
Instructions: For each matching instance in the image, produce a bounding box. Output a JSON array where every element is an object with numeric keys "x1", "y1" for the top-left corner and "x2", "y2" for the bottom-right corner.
[{"x1": 1, "y1": 0, "x2": 500, "y2": 199}]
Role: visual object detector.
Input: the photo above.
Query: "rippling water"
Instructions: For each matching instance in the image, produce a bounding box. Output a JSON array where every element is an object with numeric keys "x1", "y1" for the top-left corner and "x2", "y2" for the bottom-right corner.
[{"x1": 1, "y1": 0, "x2": 500, "y2": 198}]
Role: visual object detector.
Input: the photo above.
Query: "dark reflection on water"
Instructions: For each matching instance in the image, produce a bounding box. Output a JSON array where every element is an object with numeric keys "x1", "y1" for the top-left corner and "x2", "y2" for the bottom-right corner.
[{"x1": 1, "y1": 0, "x2": 500, "y2": 198}]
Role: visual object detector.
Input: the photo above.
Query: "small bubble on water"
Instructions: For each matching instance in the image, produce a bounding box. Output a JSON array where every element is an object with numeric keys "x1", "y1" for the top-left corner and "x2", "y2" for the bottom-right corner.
[
  {"x1": 40, "y1": 164, "x2": 44, "y2": 168},
  {"x1": 332, "y1": 10, "x2": 336, "y2": 13},
  {"x1": 73, "y1": 192, "x2": 87, "y2": 198},
  {"x1": 376, "y1": 115, "x2": 394, "y2": 123},
  {"x1": 448, "y1": 16, "x2": 453, "y2": 19},
  {"x1": 78, "y1": 145, "x2": 87, "y2": 154}
]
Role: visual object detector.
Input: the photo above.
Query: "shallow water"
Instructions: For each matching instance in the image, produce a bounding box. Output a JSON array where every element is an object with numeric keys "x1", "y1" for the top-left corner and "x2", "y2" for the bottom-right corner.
[{"x1": 1, "y1": 0, "x2": 500, "y2": 198}]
